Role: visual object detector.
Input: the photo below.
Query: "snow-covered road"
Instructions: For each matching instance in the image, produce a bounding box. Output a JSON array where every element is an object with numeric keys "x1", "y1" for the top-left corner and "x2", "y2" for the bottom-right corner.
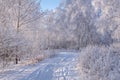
[{"x1": 0, "y1": 52, "x2": 80, "y2": 80}]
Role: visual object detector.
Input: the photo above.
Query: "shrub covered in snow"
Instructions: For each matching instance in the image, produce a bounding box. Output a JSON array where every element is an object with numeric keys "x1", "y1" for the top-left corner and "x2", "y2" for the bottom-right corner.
[{"x1": 79, "y1": 44, "x2": 120, "y2": 80}]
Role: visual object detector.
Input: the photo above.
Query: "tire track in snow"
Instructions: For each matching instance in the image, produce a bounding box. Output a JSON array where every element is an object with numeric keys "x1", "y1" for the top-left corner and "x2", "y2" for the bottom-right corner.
[{"x1": 0, "y1": 51, "x2": 80, "y2": 80}]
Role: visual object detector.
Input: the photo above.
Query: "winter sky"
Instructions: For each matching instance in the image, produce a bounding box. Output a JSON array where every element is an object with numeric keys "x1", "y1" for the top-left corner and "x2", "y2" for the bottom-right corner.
[{"x1": 41, "y1": 0, "x2": 61, "y2": 10}]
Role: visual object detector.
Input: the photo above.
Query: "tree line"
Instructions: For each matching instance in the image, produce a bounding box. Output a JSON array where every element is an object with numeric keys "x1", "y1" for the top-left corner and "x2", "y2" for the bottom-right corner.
[{"x1": 0, "y1": 0, "x2": 120, "y2": 67}]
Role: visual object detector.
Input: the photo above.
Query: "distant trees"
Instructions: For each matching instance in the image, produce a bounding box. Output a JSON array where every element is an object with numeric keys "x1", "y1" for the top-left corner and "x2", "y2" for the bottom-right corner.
[
  {"x1": 45, "y1": 0, "x2": 99, "y2": 49},
  {"x1": 59, "y1": 0, "x2": 120, "y2": 48}
]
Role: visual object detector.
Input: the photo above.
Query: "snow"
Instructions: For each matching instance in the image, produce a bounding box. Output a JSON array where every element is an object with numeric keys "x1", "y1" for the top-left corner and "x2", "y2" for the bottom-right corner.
[
  {"x1": 79, "y1": 45, "x2": 120, "y2": 80},
  {"x1": 0, "y1": 51, "x2": 80, "y2": 80}
]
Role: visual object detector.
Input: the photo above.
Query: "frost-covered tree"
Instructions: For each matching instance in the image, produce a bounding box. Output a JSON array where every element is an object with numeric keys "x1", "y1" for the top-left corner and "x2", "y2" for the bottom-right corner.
[
  {"x1": 0, "y1": 0, "x2": 42, "y2": 66},
  {"x1": 55, "y1": 0, "x2": 100, "y2": 48},
  {"x1": 5, "y1": 0, "x2": 42, "y2": 32},
  {"x1": 79, "y1": 45, "x2": 120, "y2": 80},
  {"x1": 93, "y1": 0, "x2": 120, "y2": 43}
]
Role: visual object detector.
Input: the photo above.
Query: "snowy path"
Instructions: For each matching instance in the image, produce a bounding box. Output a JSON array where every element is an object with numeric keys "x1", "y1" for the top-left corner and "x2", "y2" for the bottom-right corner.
[{"x1": 0, "y1": 52, "x2": 80, "y2": 80}]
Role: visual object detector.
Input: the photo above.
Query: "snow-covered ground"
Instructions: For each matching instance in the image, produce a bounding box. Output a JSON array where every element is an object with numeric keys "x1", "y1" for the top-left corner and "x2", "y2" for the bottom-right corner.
[{"x1": 0, "y1": 51, "x2": 80, "y2": 80}]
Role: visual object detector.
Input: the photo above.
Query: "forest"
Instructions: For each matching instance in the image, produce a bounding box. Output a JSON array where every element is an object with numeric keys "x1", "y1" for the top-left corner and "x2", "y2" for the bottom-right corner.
[{"x1": 0, "y1": 0, "x2": 120, "y2": 80}]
